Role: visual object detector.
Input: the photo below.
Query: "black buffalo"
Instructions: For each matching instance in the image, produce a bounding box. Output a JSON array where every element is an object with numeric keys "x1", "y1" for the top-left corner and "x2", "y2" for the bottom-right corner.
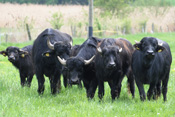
[
  {"x1": 58, "y1": 37, "x2": 101, "y2": 98},
  {"x1": 132, "y1": 37, "x2": 172, "y2": 101},
  {"x1": 95, "y1": 38, "x2": 135, "y2": 100},
  {"x1": 32, "y1": 28, "x2": 72, "y2": 94},
  {"x1": 0, "y1": 45, "x2": 34, "y2": 87},
  {"x1": 62, "y1": 44, "x2": 83, "y2": 88}
]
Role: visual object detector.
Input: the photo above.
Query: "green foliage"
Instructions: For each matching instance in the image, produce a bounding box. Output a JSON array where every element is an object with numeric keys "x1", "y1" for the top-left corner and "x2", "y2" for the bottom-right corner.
[
  {"x1": 94, "y1": 18, "x2": 103, "y2": 36},
  {"x1": 121, "y1": 19, "x2": 131, "y2": 34},
  {"x1": 94, "y1": 0, "x2": 175, "y2": 19},
  {"x1": 0, "y1": 0, "x2": 88, "y2": 5},
  {"x1": 77, "y1": 21, "x2": 83, "y2": 37},
  {"x1": 49, "y1": 12, "x2": 64, "y2": 30},
  {"x1": 94, "y1": 0, "x2": 131, "y2": 18},
  {"x1": 0, "y1": 33, "x2": 175, "y2": 116},
  {"x1": 132, "y1": 0, "x2": 175, "y2": 6}
]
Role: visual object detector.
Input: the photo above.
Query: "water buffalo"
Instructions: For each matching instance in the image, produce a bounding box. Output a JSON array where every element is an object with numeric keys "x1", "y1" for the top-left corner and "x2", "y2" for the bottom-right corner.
[
  {"x1": 32, "y1": 28, "x2": 72, "y2": 94},
  {"x1": 58, "y1": 37, "x2": 101, "y2": 98},
  {"x1": 62, "y1": 44, "x2": 83, "y2": 88},
  {"x1": 95, "y1": 38, "x2": 135, "y2": 100},
  {"x1": 0, "y1": 45, "x2": 34, "y2": 87},
  {"x1": 132, "y1": 37, "x2": 172, "y2": 101}
]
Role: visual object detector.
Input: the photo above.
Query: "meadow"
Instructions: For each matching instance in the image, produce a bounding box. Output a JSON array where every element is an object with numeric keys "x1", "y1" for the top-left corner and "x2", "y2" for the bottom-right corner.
[{"x1": 0, "y1": 32, "x2": 175, "y2": 116}]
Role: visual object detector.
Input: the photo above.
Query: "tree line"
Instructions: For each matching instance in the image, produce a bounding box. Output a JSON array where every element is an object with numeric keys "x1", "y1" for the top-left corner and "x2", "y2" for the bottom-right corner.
[
  {"x1": 0, "y1": 0, "x2": 88, "y2": 5},
  {"x1": 0, "y1": 0, "x2": 174, "y2": 6}
]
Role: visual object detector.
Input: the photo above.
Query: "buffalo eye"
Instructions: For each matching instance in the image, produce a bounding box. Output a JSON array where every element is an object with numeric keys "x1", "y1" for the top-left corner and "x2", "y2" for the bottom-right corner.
[
  {"x1": 141, "y1": 43, "x2": 145, "y2": 47},
  {"x1": 15, "y1": 50, "x2": 18, "y2": 53},
  {"x1": 64, "y1": 67, "x2": 69, "y2": 71}
]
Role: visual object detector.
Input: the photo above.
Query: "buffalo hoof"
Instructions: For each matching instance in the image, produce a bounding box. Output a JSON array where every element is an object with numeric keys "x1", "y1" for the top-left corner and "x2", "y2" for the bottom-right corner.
[
  {"x1": 98, "y1": 94, "x2": 103, "y2": 100},
  {"x1": 140, "y1": 95, "x2": 146, "y2": 101},
  {"x1": 87, "y1": 93, "x2": 94, "y2": 99},
  {"x1": 38, "y1": 86, "x2": 45, "y2": 95}
]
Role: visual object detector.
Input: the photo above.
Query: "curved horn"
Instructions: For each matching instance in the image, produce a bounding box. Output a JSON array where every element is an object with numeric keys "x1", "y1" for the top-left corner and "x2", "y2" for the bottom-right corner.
[
  {"x1": 135, "y1": 40, "x2": 140, "y2": 44},
  {"x1": 84, "y1": 55, "x2": 95, "y2": 65},
  {"x1": 158, "y1": 42, "x2": 163, "y2": 46},
  {"x1": 19, "y1": 49, "x2": 28, "y2": 54},
  {"x1": 119, "y1": 48, "x2": 122, "y2": 53},
  {"x1": 47, "y1": 39, "x2": 54, "y2": 50},
  {"x1": 57, "y1": 56, "x2": 66, "y2": 66},
  {"x1": 70, "y1": 41, "x2": 73, "y2": 46},
  {"x1": 97, "y1": 47, "x2": 102, "y2": 53}
]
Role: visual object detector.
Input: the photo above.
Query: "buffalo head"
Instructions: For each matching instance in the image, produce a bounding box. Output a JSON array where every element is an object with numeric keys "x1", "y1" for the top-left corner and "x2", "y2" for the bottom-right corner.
[
  {"x1": 97, "y1": 46, "x2": 122, "y2": 70},
  {"x1": 134, "y1": 37, "x2": 164, "y2": 60},
  {"x1": 0, "y1": 46, "x2": 28, "y2": 63},
  {"x1": 42, "y1": 38, "x2": 72, "y2": 61},
  {"x1": 57, "y1": 56, "x2": 95, "y2": 84}
]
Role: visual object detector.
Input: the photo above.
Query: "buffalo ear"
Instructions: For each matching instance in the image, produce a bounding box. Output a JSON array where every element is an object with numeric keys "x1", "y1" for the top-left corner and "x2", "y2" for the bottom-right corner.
[
  {"x1": 133, "y1": 43, "x2": 141, "y2": 50},
  {"x1": 0, "y1": 51, "x2": 7, "y2": 57},
  {"x1": 42, "y1": 50, "x2": 53, "y2": 57},
  {"x1": 19, "y1": 50, "x2": 28, "y2": 58},
  {"x1": 157, "y1": 45, "x2": 165, "y2": 52}
]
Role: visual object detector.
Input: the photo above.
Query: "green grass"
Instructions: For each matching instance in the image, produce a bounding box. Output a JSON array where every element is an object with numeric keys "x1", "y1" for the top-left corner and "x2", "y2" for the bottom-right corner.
[{"x1": 0, "y1": 33, "x2": 175, "y2": 116}]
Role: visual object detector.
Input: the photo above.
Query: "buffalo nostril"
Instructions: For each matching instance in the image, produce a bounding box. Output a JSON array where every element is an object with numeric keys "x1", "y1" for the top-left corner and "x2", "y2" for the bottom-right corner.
[
  {"x1": 71, "y1": 78, "x2": 79, "y2": 84},
  {"x1": 108, "y1": 63, "x2": 116, "y2": 68},
  {"x1": 8, "y1": 57, "x2": 15, "y2": 61},
  {"x1": 147, "y1": 50, "x2": 154, "y2": 55}
]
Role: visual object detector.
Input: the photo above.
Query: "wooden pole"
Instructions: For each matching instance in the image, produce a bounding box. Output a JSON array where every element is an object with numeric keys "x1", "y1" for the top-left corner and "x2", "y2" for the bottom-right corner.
[
  {"x1": 88, "y1": 0, "x2": 93, "y2": 38},
  {"x1": 26, "y1": 23, "x2": 32, "y2": 41}
]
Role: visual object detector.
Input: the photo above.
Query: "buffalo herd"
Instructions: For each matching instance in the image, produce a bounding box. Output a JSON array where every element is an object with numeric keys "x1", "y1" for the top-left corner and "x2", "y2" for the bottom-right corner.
[{"x1": 0, "y1": 28, "x2": 172, "y2": 101}]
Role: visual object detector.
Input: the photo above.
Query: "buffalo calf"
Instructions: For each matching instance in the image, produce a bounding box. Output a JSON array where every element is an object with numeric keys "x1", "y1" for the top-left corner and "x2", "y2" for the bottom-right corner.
[{"x1": 0, "y1": 45, "x2": 34, "y2": 87}]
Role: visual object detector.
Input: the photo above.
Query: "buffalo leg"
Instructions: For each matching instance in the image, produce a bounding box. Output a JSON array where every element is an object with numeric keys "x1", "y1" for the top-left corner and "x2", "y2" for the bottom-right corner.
[
  {"x1": 126, "y1": 68, "x2": 135, "y2": 98},
  {"x1": 68, "y1": 79, "x2": 72, "y2": 88},
  {"x1": 36, "y1": 72, "x2": 45, "y2": 94},
  {"x1": 62, "y1": 68, "x2": 68, "y2": 88},
  {"x1": 153, "y1": 80, "x2": 161, "y2": 100},
  {"x1": 108, "y1": 81, "x2": 116, "y2": 100},
  {"x1": 135, "y1": 80, "x2": 146, "y2": 101},
  {"x1": 63, "y1": 76, "x2": 67, "y2": 88},
  {"x1": 98, "y1": 81, "x2": 104, "y2": 100},
  {"x1": 26, "y1": 75, "x2": 33, "y2": 87},
  {"x1": 87, "y1": 78, "x2": 98, "y2": 99},
  {"x1": 52, "y1": 74, "x2": 61, "y2": 94},
  {"x1": 147, "y1": 82, "x2": 157, "y2": 100},
  {"x1": 49, "y1": 76, "x2": 54, "y2": 91},
  {"x1": 162, "y1": 74, "x2": 169, "y2": 101},
  {"x1": 111, "y1": 81, "x2": 122, "y2": 100},
  {"x1": 83, "y1": 81, "x2": 90, "y2": 98},
  {"x1": 20, "y1": 73, "x2": 26, "y2": 87}
]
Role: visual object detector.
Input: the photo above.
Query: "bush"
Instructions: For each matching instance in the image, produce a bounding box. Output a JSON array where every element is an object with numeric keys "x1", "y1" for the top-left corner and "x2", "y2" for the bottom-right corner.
[
  {"x1": 121, "y1": 19, "x2": 131, "y2": 34},
  {"x1": 49, "y1": 12, "x2": 64, "y2": 30},
  {"x1": 94, "y1": 18, "x2": 103, "y2": 36},
  {"x1": 94, "y1": 0, "x2": 131, "y2": 18}
]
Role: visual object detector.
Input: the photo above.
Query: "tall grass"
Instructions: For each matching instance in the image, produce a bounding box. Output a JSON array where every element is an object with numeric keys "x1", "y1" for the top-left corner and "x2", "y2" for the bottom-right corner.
[{"x1": 0, "y1": 33, "x2": 175, "y2": 116}]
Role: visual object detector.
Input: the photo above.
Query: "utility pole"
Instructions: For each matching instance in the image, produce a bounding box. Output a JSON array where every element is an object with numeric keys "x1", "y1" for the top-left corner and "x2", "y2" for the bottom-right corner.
[{"x1": 88, "y1": 0, "x2": 93, "y2": 38}]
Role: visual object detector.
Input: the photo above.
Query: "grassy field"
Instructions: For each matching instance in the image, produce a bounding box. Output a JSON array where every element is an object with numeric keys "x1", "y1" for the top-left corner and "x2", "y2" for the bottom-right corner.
[{"x1": 0, "y1": 33, "x2": 175, "y2": 116}]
